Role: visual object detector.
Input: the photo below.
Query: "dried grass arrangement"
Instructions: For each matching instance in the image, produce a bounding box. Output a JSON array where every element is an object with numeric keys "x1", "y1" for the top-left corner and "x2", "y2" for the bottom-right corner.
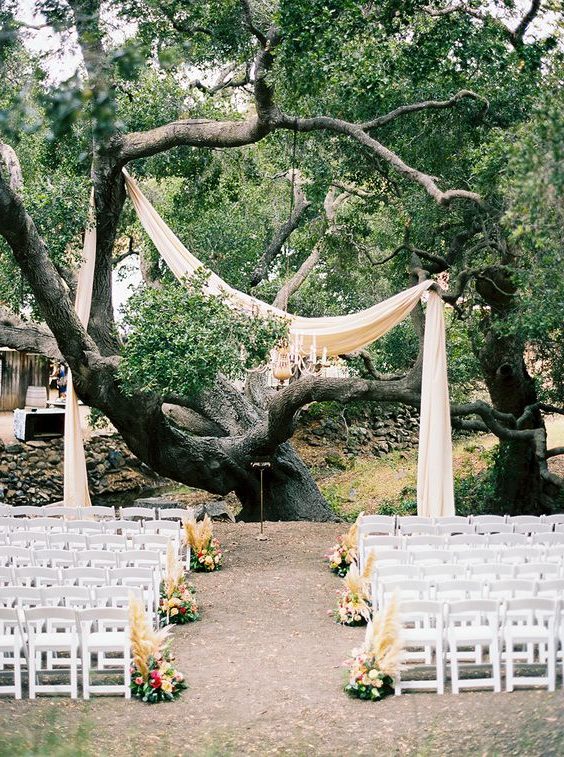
[
  {"x1": 183, "y1": 515, "x2": 223, "y2": 572},
  {"x1": 326, "y1": 511, "x2": 363, "y2": 577},
  {"x1": 129, "y1": 595, "x2": 187, "y2": 703},
  {"x1": 333, "y1": 554, "x2": 374, "y2": 626},
  {"x1": 159, "y1": 543, "x2": 200, "y2": 625},
  {"x1": 344, "y1": 594, "x2": 403, "y2": 700}
]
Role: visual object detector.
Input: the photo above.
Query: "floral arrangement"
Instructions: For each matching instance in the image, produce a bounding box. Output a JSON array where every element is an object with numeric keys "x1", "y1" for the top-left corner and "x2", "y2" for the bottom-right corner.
[
  {"x1": 326, "y1": 511, "x2": 363, "y2": 577},
  {"x1": 183, "y1": 515, "x2": 223, "y2": 572},
  {"x1": 158, "y1": 543, "x2": 200, "y2": 625},
  {"x1": 333, "y1": 555, "x2": 374, "y2": 626},
  {"x1": 129, "y1": 595, "x2": 187, "y2": 703},
  {"x1": 344, "y1": 594, "x2": 402, "y2": 701}
]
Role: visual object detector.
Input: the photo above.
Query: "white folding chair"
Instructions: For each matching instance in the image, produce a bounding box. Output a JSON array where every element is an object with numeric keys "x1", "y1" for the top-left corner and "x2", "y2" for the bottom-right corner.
[
  {"x1": 41, "y1": 586, "x2": 92, "y2": 609},
  {"x1": 420, "y1": 564, "x2": 467, "y2": 583},
  {"x1": 143, "y1": 520, "x2": 181, "y2": 538},
  {"x1": 76, "y1": 550, "x2": 118, "y2": 570},
  {"x1": 509, "y1": 516, "x2": 542, "y2": 526},
  {"x1": 475, "y1": 523, "x2": 514, "y2": 535},
  {"x1": 434, "y1": 580, "x2": 483, "y2": 601},
  {"x1": 119, "y1": 507, "x2": 156, "y2": 521},
  {"x1": 66, "y1": 520, "x2": 104, "y2": 535},
  {"x1": 28, "y1": 517, "x2": 66, "y2": 533},
  {"x1": 472, "y1": 515, "x2": 508, "y2": 524},
  {"x1": 364, "y1": 549, "x2": 408, "y2": 572},
  {"x1": 372, "y1": 564, "x2": 419, "y2": 605},
  {"x1": 132, "y1": 533, "x2": 170, "y2": 551},
  {"x1": 25, "y1": 607, "x2": 79, "y2": 698},
  {"x1": 378, "y1": 578, "x2": 430, "y2": 610},
  {"x1": 396, "y1": 599, "x2": 445, "y2": 694},
  {"x1": 14, "y1": 567, "x2": 60, "y2": 588},
  {"x1": 447, "y1": 534, "x2": 488, "y2": 549},
  {"x1": 10, "y1": 586, "x2": 44, "y2": 609},
  {"x1": 488, "y1": 532, "x2": 528, "y2": 547},
  {"x1": 0, "y1": 567, "x2": 13, "y2": 586},
  {"x1": 48, "y1": 533, "x2": 89, "y2": 550},
  {"x1": 88, "y1": 506, "x2": 116, "y2": 520},
  {"x1": 0, "y1": 607, "x2": 23, "y2": 698},
  {"x1": 515, "y1": 562, "x2": 560, "y2": 580},
  {"x1": 34, "y1": 549, "x2": 76, "y2": 569},
  {"x1": 1, "y1": 546, "x2": 33, "y2": 567},
  {"x1": 532, "y1": 532, "x2": 564, "y2": 547},
  {"x1": 514, "y1": 522, "x2": 553, "y2": 535},
  {"x1": 94, "y1": 585, "x2": 142, "y2": 610},
  {"x1": 497, "y1": 547, "x2": 542, "y2": 565},
  {"x1": 87, "y1": 534, "x2": 127, "y2": 552},
  {"x1": 357, "y1": 516, "x2": 396, "y2": 540},
  {"x1": 447, "y1": 599, "x2": 501, "y2": 693},
  {"x1": 435, "y1": 516, "x2": 471, "y2": 527},
  {"x1": 503, "y1": 597, "x2": 558, "y2": 692},
  {"x1": 398, "y1": 516, "x2": 435, "y2": 526},
  {"x1": 436, "y1": 523, "x2": 476, "y2": 536},
  {"x1": 110, "y1": 565, "x2": 158, "y2": 616},
  {"x1": 11, "y1": 506, "x2": 43, "y2": 518},
  {"x1": 8, "y1": 531, "x2": 50, "y2": 549},
  {"x1": 41, "y1": 506, "x2": 82, "y2": 519},
  {"x1": 400, "y1": 524, "x2": 440, "y2": 536},
  {"x1": 486, "y1": 579, "x2": 536, "y2": 600},
  {"x1": 103, "y1": 520, "x2": 142, "y2": 537},
  {"x1": 60, "y1": 567, "x2": 109, "y2": 588},
  {"x1": 410, "y1": 550, "x2": 452, "y2": 566},
  {"x1": 78, "y1": 607, "x2": 131, "y2": 698},
  {"x1": 403, "y1": 535, "x2": 445, "y2": 551},
  {"x1": 158, "y1": 507, "x2": 194, "y2": 522},
  {"x1": 470, "y1": 563, "x2": 515, "y2": 582},
  {"x1": 536, "y1": 578, "x2": 564, "y2": 600},
  {"x1": 543, "y1": 514, "x2": 564, "y2": 526}
]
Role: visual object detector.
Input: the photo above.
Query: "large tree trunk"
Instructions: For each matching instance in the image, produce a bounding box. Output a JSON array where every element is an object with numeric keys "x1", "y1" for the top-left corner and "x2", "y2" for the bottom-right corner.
[{"x1": 476, "y1": 269, "x2": 548, "y2": 515}]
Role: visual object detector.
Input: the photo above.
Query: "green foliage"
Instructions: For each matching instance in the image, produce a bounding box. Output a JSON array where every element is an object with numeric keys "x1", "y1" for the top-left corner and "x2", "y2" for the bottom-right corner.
[{"x1": 118, "y1": 272, "x2": 288, "y2": 398}]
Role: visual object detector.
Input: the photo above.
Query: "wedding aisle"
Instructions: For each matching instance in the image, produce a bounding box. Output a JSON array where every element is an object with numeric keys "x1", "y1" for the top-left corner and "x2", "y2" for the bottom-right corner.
[{"x1": 0, "y1": 522, "x2": 563, "y2": 756}]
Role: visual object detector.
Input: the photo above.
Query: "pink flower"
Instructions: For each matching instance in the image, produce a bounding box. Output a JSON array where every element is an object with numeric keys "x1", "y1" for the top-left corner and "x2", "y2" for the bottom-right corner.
[
  {"x1": 134, "y1": 676, "x2": 143, "y2": 685},
  {"x1": 149, "y1": 670, "x2": 162, "y2": 689}
]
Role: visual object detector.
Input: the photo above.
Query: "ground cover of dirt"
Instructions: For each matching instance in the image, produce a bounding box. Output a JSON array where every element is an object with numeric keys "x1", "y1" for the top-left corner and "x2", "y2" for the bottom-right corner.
[{"x1": 0, "y1": 522, "x2": 563, "y2": 757}]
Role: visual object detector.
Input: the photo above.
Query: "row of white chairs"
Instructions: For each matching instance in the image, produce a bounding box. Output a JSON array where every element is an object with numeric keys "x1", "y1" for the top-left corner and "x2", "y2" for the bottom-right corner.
[
  {"x1": 359, "y1": 519, "x2": 564, "y2": 539},
  {"x1": 0, "y1": 532, "x2": 181, "y2": 553},
  {"x1": 0, "y1": 504, "x2": 194, "y2": 522},
  {"x1": 0, "y1": 605, "x2": 131, "y2": 699},
  {"x1": 363, "y1": 548, "x2": 564, "y2": 575},
  {"x1": 359, "y1": 533, "x2": 564, "y2": 568},
  {"x1": 361, "y1": 513, "x2": 564, "y2": 528},
  {"x1": 376, "y1": 577, "x2": 564, "y2": 611},
  {"x1": 0, "y1": 546, "x2": 164, "y2": 571},
  {"x1": 0, "y1": 517, "x2": 182, "y2": 536},
  {"x1": 394, "y1": 598, "x2": 562, "y2": 695}
]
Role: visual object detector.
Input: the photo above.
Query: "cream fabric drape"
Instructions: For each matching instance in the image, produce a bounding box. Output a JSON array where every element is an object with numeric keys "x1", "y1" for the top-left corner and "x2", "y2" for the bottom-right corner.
[
  {"x1": 123, "y1": 171, "x2": 455, "y2": 518},
  {"x1": 417, "y1": 292, "x2": 455, "y2": 516},
  {"x1": 63, "y1": 193, "x2": 95, "y2": 509},
  {"x1": 124, "y1": 171, "x2": 432, "y2": 357}
]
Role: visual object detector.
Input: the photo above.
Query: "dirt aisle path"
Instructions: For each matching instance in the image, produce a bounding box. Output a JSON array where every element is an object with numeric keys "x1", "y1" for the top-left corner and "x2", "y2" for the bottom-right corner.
[{"x1": 1, "y1": 522, "x2": 564, "y2": 756}]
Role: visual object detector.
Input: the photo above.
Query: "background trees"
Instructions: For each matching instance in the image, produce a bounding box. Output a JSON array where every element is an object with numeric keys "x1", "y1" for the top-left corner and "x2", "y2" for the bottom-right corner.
[{"x1": 0, "y1": 0, "x2": 562, "y2": 518}]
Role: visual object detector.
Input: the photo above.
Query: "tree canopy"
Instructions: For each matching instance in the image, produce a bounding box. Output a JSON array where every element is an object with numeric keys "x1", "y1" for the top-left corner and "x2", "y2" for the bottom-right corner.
[{"x1": 0, "y1": 0, "x2": 562, "y2": 518}]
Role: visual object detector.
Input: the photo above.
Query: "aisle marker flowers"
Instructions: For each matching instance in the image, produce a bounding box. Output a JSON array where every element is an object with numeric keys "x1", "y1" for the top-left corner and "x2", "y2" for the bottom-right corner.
[
  {"x1": 159, "y1": 542, "x2": 200, "y2": 625},
  {"x1": 344, "y1": 594, "x2": 403, "y2": 701},
  {"x1": 183, "y1": 514, "x2": 223, "y2": 572},
  {"x1": 326, "y1": 511, "x2": 363, "y2": 577},
  {"x1": 333, "y1": 553, "x2": 375, "y2": 626},
  {"x1": 129, "y1": 595, "x2": 187, "y2": 703}
]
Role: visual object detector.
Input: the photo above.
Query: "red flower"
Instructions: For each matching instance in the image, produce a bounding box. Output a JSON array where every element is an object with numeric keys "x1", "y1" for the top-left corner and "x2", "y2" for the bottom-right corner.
[
  {"x1": 179, "y1": 606, "x2": 186, "y2": 614},
  {"x1": 149, "y1": 670, "x2": 162, "y2": 688}
]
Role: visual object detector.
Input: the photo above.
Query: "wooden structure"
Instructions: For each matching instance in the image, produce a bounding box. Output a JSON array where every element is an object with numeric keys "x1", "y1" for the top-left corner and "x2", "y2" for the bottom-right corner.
[{"x1": 0, "y1": 348, "x2": 50, "y2": 411}]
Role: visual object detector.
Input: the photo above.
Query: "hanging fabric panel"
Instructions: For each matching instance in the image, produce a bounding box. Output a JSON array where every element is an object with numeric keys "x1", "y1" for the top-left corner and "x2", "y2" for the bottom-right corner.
[
  {"x1": 417, "y1": 291, "x2": 455, "y2": 516},
  {"x1": 123, "y1": 171, "x2": 455, "y2": 518},
  {"x1": 63, "y1": 193, "x2": 96, "y2": 509}
]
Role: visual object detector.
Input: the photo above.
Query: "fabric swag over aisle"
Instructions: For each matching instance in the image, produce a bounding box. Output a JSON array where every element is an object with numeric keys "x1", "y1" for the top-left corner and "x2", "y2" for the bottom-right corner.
[{"x1": 123, "y1": 172, "x2": 455, "y2": 517}]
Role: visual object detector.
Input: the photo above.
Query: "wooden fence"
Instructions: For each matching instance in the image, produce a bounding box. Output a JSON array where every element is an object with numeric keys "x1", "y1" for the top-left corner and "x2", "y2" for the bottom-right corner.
[{"x1": 0, "y1": 349, "x2": 50, "y2": 411}]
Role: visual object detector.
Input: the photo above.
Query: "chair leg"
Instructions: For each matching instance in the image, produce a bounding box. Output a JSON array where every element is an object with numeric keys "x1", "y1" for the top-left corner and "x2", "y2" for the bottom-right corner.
[
  {"x1": 506, "y1": 641, "x2": 514, "y2": 692},
  {"x1": 82, "y1": 650, "x2": 90, "y2": 699},
  {"x1": 70, "y1": 652, "x2": 78, "y2": 700},
  {"x1": 491, "y1": 639, "x2": 501, "y2": 693},
  {"x1": 394, "y1": 671, "x2": 402, "y2": 696},
  {"x1": 547, "y1": 639, "x2": 556, "y2": 693},
  {"x1": 436, "y1": 644, "x2": 444, "y2": 695},
  {"x1": 450, "y1": 643, "x2": 459, "y2": 694},
  {"x1": 14, "y1": 650, "x2": 21, "y2": 700},
  {"x1": 124, "y1": 647, "x2": 131, "y2": 700},
  {"x1": 28, "y1": 646, "x2": 36, "y2": 699}
]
